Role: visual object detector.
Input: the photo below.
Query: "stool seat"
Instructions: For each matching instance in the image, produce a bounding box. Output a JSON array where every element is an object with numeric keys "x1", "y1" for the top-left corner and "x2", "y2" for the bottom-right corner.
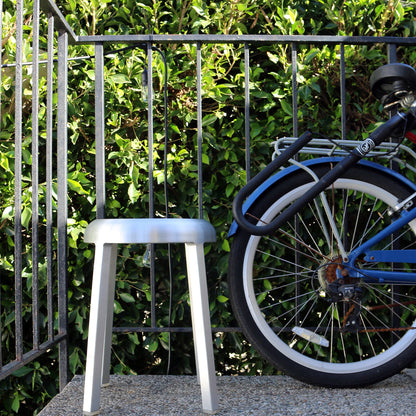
[
  {"x1": 82, "y1": 218, "x2": 219, "y2": 415},
  {"x1": 84, "y1": 218, "x2": 216, "y2": 244}
]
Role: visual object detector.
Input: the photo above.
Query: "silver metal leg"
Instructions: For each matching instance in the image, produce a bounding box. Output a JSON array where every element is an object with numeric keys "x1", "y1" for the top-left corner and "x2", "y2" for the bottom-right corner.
[
  {"x1": 101, "y1": 245, "x2": 117, "y2": 386},
  {"x1": 83, "y1": 243, "x2": 118, "y2": 415},
  {"x1": 185, "y1": 243, "x2": 219, "y2": 414}
]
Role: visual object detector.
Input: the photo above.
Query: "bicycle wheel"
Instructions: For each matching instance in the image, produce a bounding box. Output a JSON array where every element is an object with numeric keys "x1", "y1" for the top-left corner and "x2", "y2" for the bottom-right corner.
[{"x1": 229, "y1": 162, "x2": 416, "y2": 387}]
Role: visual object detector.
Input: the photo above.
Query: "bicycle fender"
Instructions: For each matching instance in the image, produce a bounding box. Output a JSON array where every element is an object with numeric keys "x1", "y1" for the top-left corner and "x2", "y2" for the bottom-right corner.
[{"x1": 228, "y1": 157, "x2": 416, "y2": 237}]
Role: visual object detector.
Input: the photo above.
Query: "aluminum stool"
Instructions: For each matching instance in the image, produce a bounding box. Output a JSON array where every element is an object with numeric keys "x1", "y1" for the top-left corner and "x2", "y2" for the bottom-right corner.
[{"x1": 82, "y1": 218, "x2": 218, "y2": 415}]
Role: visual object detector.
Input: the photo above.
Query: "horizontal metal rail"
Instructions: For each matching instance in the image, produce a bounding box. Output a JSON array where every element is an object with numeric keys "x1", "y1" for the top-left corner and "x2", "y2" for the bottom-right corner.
[
  {"x1": 40, "y1": 0, "x2": 416, "y2": 46},
  {"x1": 0, "y1": 334, "x2": 66, "y2": 380},
  {"x1": 112, "y1": 327, "x2": 241, "y2": 333},
  {"x1": 76, "y1": 34, "x2": 416, "y2": 45}
]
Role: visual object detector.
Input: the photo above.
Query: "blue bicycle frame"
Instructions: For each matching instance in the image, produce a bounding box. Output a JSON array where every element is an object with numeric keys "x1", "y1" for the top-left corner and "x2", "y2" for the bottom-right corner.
[{"x1": 347, "y1": 204, "x2": 416, "y2": 284}]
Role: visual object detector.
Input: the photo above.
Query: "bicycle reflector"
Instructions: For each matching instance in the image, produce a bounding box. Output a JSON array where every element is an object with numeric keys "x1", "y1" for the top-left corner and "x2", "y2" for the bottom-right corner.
[{"x1": 405, "y1": 112, "x2": 416, "y2": 143}]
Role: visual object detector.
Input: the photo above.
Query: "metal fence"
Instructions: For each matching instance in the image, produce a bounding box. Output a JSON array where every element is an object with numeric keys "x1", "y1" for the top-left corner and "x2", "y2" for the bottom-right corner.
[{"x1": 2, "y1": 0, "x2": 416, "y2": 392}]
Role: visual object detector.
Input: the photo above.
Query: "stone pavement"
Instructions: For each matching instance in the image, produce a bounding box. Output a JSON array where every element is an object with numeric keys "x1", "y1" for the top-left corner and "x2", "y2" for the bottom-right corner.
[{"x1": 38, "y1": 370, "x2": 416, "y2": 415}]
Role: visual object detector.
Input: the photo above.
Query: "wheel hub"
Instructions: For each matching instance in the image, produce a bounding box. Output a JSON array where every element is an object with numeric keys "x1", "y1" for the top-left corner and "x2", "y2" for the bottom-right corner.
[
  {"x1": 318, "y1": 257, "x2": 360, "y2": 294},
  {"x1": 317, "y1": 256, "x2": 363, "y2": 332}
]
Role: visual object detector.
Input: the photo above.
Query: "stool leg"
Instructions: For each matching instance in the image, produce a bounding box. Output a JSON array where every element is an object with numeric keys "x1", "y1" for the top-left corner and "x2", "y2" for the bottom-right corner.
[
  {"x1": 101, "y1": 248, "x2": 117, "y2": 387},
  {"x1": 83, "y1": 243, "x2": 118, "y2": 415},
  {"x1": 185, "y1": 243, "x2": 219, "y2": 414}
]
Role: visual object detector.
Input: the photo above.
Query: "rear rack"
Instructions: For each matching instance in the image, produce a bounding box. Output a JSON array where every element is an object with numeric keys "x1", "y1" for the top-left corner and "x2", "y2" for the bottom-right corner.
[{"x1": 272, "y1": 137, "x2": 416, "y2": 175}]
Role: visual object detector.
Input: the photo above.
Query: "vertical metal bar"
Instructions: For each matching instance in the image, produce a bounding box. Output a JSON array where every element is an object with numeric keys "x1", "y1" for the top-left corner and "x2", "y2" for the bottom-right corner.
[
  {"x1": 340, "y1": 44, "x2": 347, "y2": 140},
  {"x1": 95, "y1": 43, "x2": 105, "y2": 219},
  {"x1": 244, "y1": 43, "x2": 250, "y2": 182},
  {"x1": 57, "y1": 30, "x2": 69, "y2": 390},
  {"x1": 341, "y1": 49, "x2": 349, "y2": 263},
  {"x1": 291, "y1": 43, "x2": 300, "y2": 321},
  {"x1": 32, "y1": 0, "x2": 40, "y2": 350},
  {"x1": 15, "y1": 0, "x2": 24, "y2": 362},
  {"x1": 147, "y1": 43, "x2": 154, "y2": 218},
  {"x1": 147, "y1": 43, "x2": 156, "y2": 328},
  {"x1": 388, "y1": 43, "x2": 399, "y2": 343},
  {"x1": 291, "y1": 43, "x2": 298, "y2": 138},
  {"x1": 388, "y1": 44, "x2": 397, "y2": 63},
  {"x1": 46, "y1": 13, "x2": 55, "y2": 342},
  {"x1": 0, "y1": 0, "x2": 3, "y2": 370},
  {"x1": 0, "y1": 0, "x2": 3, "y2": 128},
  {"x1": 340, "y1": 53, "x2": 350, "y2": 271},
  {"x1": 197, "y1": 42, "x2": 203, "y2": 219}
]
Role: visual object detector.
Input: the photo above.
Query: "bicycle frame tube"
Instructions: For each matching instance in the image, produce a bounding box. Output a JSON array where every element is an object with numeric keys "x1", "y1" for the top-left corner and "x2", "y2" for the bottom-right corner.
[{"x1": 347, "y1": 205, "x2": 416, "y2": 283}]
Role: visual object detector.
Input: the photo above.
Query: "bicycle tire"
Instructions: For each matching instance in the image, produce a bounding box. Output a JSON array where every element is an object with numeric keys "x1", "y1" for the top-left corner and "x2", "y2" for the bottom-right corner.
[{"x1": 229, "y1": 162, "x2": 416, "y2": 387}]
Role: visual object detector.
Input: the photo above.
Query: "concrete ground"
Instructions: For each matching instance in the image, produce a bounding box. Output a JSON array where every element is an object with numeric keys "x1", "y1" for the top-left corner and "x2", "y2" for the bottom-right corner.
[{"x1": 38, "y1": 370, "x2": 416, "y2": 416}]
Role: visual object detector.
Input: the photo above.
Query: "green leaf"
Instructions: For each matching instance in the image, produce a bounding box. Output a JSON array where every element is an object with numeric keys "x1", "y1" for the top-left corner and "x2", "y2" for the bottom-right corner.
[
  {"x1": 11, "y1": 395, "x2": 20, "y2": 413},
  {"x1": 21, "y1": 207, "x2": 32, "y2": 228},
  {"x1": 171, "y1": 124, "x2": 180, "y2": 134},
  {"x1": 217, "y1": 295, "x2": 229, "y2": 303},
  {"x1": 12, "y1": 366, "x2": 32, "y2": 377},
  {"x1": 202, "y1": 114, "x2": 218, "y2": 126},
  {"x1": 110, "y1": 74, "x2": 131, "y2": 84},
  {"x1": 113, "y1": 300, "x2": 124, "y2": 314},
  {"x1": 85, "y1": 70, "x2": 95, "y2": 80},
  {"x1": 4, "y1": 312, "x2": 15, "y2": 327},
  {"x1": 256, "y1": 292, "x2": 267, "y2": 304},
  {"x1": 128, "y1": 183, "x2": 140, "y2": 203},
  {"x1": 280, "y1": 100, "x2": 293, "y2": 116},
  {"x1": 128, "y1": 332, "x2": 140, "y2": 345},
  {"x1": 69, "y1": 350, "x2": 81, "y2": 374},
  {"x1": 221, "y1": 239, "x2": 230, "y2": 252},
  {"x1": 119, "y1": 292, "x2": 135, "y2": 303},
  {"x1": 145, "y1": 338, "x2": 159, "y2": 352},
  {"x1": 225, "y1": 183, "x2": 234, "y2": 198},
  {"x1": 68, "y1": 179, "x2": 89, "y2": 195},
  {"x1": 2, "y1": 205, "x2": 13, "y2": 220},
  {"x1": 0, "y1": 153, "x2": 9, "y2": 171}
]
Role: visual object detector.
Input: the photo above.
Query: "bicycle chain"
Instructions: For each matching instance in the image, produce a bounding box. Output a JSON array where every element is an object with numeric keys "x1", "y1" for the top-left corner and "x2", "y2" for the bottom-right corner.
[
  {"x1": 359, "y1": 326, "x2": 416, "y2": 333},
  {"x1": 360, "y1": 301, "x2": 416, "y2": 333}
]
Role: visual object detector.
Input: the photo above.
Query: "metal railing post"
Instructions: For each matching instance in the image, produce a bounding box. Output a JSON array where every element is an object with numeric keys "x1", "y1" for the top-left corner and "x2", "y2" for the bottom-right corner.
[
  {"x1": 32, "y1": 0, "x2": 40, "y2": 351},
  {"x1": 14, "y1": 0, "x2": 24, "y2": 364},
  {"x1": 95, "y1": 43, "x2": 106, "y2": 219},
  {"x1": 57, "y1": 29, "x2": 69, "y2": 389},
  {"x1": 244, "y1": 43, "x2": 251, "y2": 182},
  {"x1": 197, "y1": 42, "x2": 203, "y2": 219},
  {"x1": 46, "y1": 12, "x2": 55, "y2": 343},
  {"x1": 291, "y1": 43, "x2": 298, "y2": 138},
  {"x1": 340, "y1": 44, "x2": 347, "y2": 140},
  {"x1": 146, "y1": 42, "x2": 157, "y2": 328}
]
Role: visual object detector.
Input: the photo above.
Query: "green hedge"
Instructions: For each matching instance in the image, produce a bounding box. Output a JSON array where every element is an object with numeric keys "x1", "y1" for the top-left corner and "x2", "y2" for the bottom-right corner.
[{"x1": 2, "y1": 0, "x2": 416, "y2": 413}]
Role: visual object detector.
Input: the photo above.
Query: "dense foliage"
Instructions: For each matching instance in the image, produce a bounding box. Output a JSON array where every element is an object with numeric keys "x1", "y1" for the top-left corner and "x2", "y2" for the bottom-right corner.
[{"x1": 2, "y1": 0, "x2": 416, "y2": 413}]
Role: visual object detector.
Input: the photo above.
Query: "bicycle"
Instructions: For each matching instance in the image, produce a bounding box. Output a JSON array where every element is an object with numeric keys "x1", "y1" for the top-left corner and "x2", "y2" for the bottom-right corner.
[{"x1": 229, "y1": 63, "x2": 416, "y2": 388}]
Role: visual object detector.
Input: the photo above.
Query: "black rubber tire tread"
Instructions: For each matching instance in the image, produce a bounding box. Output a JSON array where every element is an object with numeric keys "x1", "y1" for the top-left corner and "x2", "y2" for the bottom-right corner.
[{"x1": 229, "y1": 162, "x2": 416, "y2": 387}]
